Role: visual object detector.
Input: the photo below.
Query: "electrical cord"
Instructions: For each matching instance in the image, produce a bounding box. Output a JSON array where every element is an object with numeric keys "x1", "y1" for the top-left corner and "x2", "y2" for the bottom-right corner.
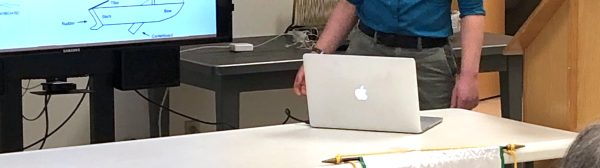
[
  {"x1": 39, "y1": 95, "x2": 51, "y2": 149},
  {"x1": 23, "y1": 81, "x2": 90, "y2": 150},
  {"x1": 134, "y1": 90, "x2": 238, "y2": 129},
  {"x1": 480, "y1": 95, "x2": 501, "y2": 101},
  {"x1": 23, "y1": 84, "x2": 42, "y2": 90},
  {"x1": 179, "y1": 46, "x2": 230, "y2": 53},
  {"x1": 282, "y1": 108, "x2": 309, "y2": 124},
  {"x1": 22, "y1": 79, "x2": 42, "y2": 96},
  {"x1": 180, "y1": 34, "x2": 287, "y2": 53},
  {"x1": 157, "y1": 88, "x2": 170, "y2": 137},
  {"x1": 22, "y1": 95, "x2": 52, "y2": 121},
  {"x1": 22, "y1": 79, "x2": 31, "y2": 97},
  {"x1": 22, "y1": 79, "x2": 46, "y2": 121},
  {"x1": 253, "y1": 34, "x2": 286, "y2": 48}
]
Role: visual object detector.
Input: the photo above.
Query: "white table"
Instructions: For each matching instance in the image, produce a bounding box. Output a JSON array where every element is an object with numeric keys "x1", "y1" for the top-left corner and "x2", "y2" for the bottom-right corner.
[{"x1": 0, "y1": 109, "x2": 577, "y2": 168}]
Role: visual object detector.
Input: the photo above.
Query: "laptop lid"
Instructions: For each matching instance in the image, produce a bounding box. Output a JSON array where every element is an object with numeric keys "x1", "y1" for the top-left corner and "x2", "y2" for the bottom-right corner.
[{"x1": 303, "y1": 54, "x2": 424, "y2": 133}]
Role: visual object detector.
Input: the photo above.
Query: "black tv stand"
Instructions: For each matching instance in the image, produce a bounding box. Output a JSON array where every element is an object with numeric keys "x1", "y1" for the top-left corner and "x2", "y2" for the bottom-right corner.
[
  {"x1": 29, "y1": 78, "x2": 92, "y2": 96},
  {"x1": 0, "y1": 45, "x2": 180, "y2": 153}
]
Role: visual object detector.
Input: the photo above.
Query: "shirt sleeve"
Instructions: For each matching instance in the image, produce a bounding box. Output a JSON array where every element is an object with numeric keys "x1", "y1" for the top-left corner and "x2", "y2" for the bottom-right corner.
[{"x1": 458, "y1": 0, "x2": 486, "y2": 18}]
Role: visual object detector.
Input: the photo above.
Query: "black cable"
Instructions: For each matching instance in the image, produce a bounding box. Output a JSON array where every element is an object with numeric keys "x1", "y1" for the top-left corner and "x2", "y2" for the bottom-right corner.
[
  {"x1": 21, "y1": 79, "x2": 42, "y2": 97},
  {"x1": 22, "y1": 96, "x2": 52, "y2": 121},
  {"x1": 22, "y1": 79, "x2": 46, "y2": 121},
  {"x1": 22, "y1": 79, "x2": 31, "y2": 97},
  {"x1": 133, "y1": 90, "x2": 237, "y2": 129},
  {"x1": 23, "y1": 82, "x2": 89, "y2": 150},
  {"x1": 282, "y1": 115, "x2": 291, "y2": 124},
  {"x1": 39, "y1": 95, "x2": 50, "y2": 149},
  {"x1": 23, "y1": 84, "x2": 42, "y2": 90},
  {"x1": 282, "y1": 108, "x2": 309, "y2": 124},
  {"x1": 480, "y1": 95, "x2": 501, "y2": 101}
]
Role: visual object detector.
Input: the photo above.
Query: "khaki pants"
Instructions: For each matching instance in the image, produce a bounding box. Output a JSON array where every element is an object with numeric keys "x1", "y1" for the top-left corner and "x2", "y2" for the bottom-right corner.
[{"x1": 345, "y1": 29, "x2": 458, "y2": 110}]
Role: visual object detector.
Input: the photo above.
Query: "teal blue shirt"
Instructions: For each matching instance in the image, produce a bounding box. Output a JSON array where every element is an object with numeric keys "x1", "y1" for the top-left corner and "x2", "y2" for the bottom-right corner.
[{"x1": 348, "y1": 0, "x2": 485, "y2": 38}]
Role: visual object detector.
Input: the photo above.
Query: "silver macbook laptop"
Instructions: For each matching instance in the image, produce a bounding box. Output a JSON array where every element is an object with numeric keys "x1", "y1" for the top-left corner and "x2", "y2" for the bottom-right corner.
[{"x1": 303, "y1": 54, "x2": 442, "y2": 134}]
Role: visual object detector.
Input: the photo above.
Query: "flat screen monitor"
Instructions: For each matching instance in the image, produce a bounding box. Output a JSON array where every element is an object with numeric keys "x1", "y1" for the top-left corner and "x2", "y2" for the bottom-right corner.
[{"x1": 0, "y1": 0, "x2": 233, "y2": 55}]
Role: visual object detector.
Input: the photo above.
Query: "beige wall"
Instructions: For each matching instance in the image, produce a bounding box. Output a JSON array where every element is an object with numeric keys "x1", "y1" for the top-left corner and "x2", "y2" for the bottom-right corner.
[{"x1": 232, "y1": 0, "x2": 293, "y2": 37}]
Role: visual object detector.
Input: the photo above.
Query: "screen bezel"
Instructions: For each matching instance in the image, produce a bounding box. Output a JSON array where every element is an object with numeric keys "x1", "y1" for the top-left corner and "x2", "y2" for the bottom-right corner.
[{"x1": 0, "y1": 0, "x2": 233, "y2": 56}]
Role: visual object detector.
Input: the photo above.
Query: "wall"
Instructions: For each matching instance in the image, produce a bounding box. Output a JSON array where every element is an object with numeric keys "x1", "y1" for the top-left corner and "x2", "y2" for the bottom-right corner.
[{"x1": 232, "y1": 0, "x2": 293, "y2": 37}]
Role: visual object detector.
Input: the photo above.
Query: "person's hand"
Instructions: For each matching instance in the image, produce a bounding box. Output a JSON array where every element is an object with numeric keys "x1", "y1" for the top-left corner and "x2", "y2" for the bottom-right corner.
[
  {"x1": 293, "y1": 65, "x2": 307, "y2": 96},
  {"x1": 451, "y1": 74, "x2": 479, "y2": 109}
]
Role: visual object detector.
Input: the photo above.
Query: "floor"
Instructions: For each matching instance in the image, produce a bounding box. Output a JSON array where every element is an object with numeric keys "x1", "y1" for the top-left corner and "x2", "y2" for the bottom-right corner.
[{"x1": 473, "y1": 97, "x2": 502, "y2": 117}]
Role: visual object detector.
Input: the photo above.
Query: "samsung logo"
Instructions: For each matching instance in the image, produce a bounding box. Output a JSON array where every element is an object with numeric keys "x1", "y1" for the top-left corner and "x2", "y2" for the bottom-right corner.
[{"x1": 63, "y1": 48, "x2": 81, "y2": 53}]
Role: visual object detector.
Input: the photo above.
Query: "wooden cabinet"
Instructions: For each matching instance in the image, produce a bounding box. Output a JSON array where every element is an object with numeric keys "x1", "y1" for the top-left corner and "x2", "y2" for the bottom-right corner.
[{"x1": 506, "y1": 0, "x2": 600, "y2": 132}]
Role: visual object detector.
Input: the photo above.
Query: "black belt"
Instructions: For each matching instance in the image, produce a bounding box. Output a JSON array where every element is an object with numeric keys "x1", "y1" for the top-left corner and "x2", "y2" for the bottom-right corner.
[{"x1": 358, "y1": 23, "x2": 448, "y2": 49}]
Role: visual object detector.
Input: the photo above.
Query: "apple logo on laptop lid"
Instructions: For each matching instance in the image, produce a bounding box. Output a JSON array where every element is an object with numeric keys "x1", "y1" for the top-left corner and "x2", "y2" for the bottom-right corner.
[{"x1": 354, "y1": 85, "x2": 368, "y2": 101}]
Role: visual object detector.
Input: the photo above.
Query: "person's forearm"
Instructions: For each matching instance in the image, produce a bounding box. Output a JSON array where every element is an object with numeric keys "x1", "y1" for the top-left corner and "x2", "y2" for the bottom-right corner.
[
  {"x1": 459, "y1": 15, "x2": 485, "y2": 78},
  {"x1": 315, "y1": 0, "x2": 358, "y2": 53}
]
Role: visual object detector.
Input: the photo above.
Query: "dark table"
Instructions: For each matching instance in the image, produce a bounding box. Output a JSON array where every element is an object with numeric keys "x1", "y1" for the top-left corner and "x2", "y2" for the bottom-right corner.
[{"x1": 165, "y1": 33, "x2": 522, "y2": 131}]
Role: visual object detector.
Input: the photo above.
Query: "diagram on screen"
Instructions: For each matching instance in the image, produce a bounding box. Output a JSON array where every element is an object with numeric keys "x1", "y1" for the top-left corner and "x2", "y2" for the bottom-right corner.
[{"x1": 89, "y1": 0, "x2": 184, "y2": 34}]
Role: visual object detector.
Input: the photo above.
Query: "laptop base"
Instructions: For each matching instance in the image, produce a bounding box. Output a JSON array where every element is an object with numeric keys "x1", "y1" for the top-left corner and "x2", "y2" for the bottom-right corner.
[{"x1": 419, "y1": 116, "x2": 443, "y2": 133}]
